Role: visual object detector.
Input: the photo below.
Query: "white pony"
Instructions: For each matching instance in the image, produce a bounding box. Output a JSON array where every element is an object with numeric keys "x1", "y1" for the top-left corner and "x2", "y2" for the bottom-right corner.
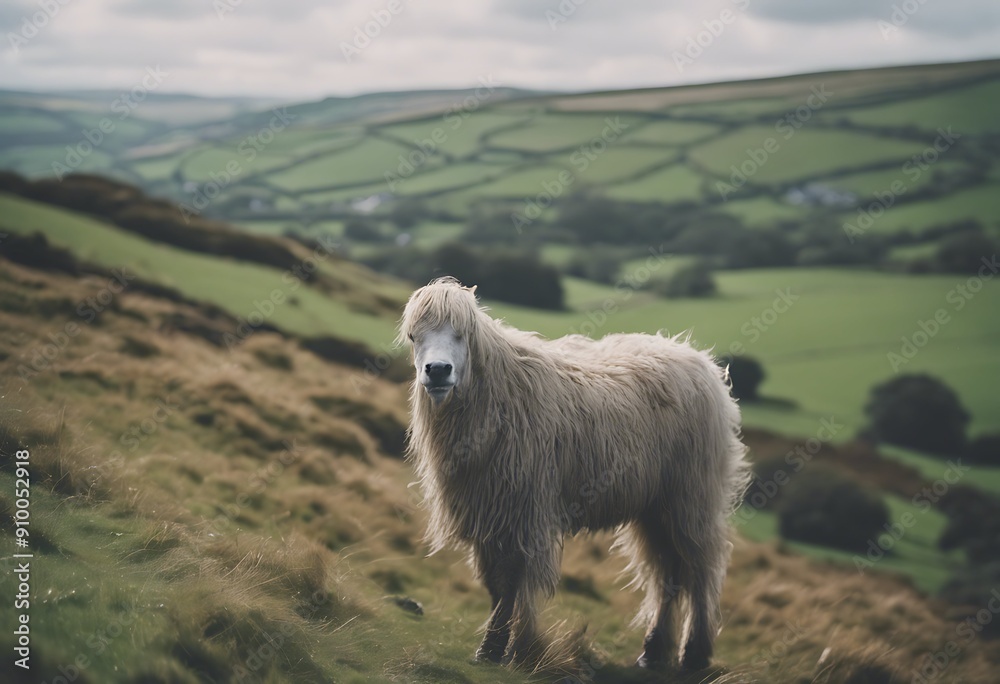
[{"x1": 400, "y1": 277, "x2": 749, "y2": 671}]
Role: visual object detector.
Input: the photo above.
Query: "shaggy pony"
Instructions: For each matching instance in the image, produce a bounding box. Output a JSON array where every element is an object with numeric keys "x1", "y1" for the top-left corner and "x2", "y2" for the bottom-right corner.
[{"x1": 399, "y1": 277, "x2": 749, "y2": 671}]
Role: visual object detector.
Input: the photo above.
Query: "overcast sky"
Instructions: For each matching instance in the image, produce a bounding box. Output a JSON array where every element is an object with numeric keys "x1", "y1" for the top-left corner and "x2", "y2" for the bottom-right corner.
[{"x1": 1, "y1": 0, "x2": 999, "y2": 101}]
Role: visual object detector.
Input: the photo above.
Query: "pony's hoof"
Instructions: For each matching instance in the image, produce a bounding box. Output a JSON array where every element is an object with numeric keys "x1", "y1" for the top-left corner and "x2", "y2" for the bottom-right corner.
[
  {"x1": 681, "y1": 654, "x2": 711, "y2": 671},
  {"x1": 635, "y1": 652, "x2": 665, "y2": 670},
  {"x1": 474, "y1": 646, "x2": 504, "y2": 664}
]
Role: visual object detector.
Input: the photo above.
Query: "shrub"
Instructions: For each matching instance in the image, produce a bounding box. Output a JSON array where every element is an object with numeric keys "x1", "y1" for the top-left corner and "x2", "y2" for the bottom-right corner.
[
  {"x1": 361, "y1": 243, "x2": 565, "y2": 310},
  {"x1": 965, "y1": 433, "x2": 1000, "y2": 466},
  {"x1": 742, "y1": 457, "x2": 791, "y2": 511},
  {"x1": 777, "y1": 465, "x2": 889, "y2": 552},
  {"x1": 863, "y1": 374, "x2": 970, "y2": 456},
  {"x1": 937, "y1": 485, "x2": 1000, "y2": 563},
  {"x1": 477, "y1": 251, "x2": 565, "y2": 310},
  {"x1": 933, "y1": 228, "x2": 999, "y2": 274},
  {"x1": 721, "y1": 356, "x2": 765, "y2": 401},
  {"x1": 565, "y1": 249, "x2": 622, "y2": 284},
  {"x1": 938, "y1": 562, "x2": 1000, "y2": 632},
  {"x1": 0, "y1": 232, "x2": 79, "y2": 275},
  {"x1": 343, "y1": 218, "x2": 382, "y2": 242},
  {"x1": 650, "y1": 261, "x2": 716, "y2": 298}
]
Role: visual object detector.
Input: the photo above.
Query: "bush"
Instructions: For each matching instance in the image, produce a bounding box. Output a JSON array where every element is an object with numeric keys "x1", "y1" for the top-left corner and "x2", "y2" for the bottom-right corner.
[
  {"x1": 795, "y1": 219, "x2": 890, "y2": 266},
  {"x1": 938, "y1": 562, "x2": 1000, "y2": 631},
  {"x1": 0, "y1": 232, "x2": 79, "y2": 275},
  {"x1": 742, "y1": 457, "x2": 791, "y2": 511},
  {"x1": 361, "y1": 243, "x2": 565, "y2": 310},
  {"x1": 723, "y1": 228, "x2": 798, "y2": 269},
  {"x1": 777, "y1": 465, "x2": 889, "y2": 552},
  {"x1": 722, "y1": 356, "x2": 765, "y2": 401},
  {"x1": 343, "y1": 218, "x2": 382, "y2": 242},
  {"x1": 436, "y1": 244, "x2": 566, "y2": 309},
  {"x1": 937, "y1": 485, "x2": 1000, "y2": 563},
  {"x1": 565, "y1": 249, "x2": 622, "y2": 284},
  {"x1": 933, "y1": 228, "x2": 999, "y2": 274},
  {"x1": 863, "y1": 374, "x2": 970, "y2": 456},
  {"x1": 387, "y1": 199, "x2": 427, "y2": 229},
  {"x1": 966, "y1": 433, "x2": 1000, "y2": 466},
  {"x1": 476, "y1": 251, "x2": 564, "y2": 310},
  {"x1": 650, "y1": 261, "x2": 716, "y2": 298}
]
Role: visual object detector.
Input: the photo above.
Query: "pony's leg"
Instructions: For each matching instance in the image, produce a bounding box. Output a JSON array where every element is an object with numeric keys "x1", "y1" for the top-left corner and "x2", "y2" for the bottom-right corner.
[
  {"x1": 674, "y1": 514, "x2": 729, "y2": 671},
  {"x1": 504, "y1": 589, "x2": 540, "y2": 665},
  {"x1": 505, "y1": 538, "x2": 560, "y2": 666},
  {"x1": 631, "y1": 517, "x2": 682, "y2": 669},
  {"x1": 474, "y1": 547, "x2": 523, "y2": 663}
]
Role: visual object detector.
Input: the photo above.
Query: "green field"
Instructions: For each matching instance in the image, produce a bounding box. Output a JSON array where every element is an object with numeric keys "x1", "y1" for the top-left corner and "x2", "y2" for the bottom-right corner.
[
  {"x1": 485, "y1": 269, "x2": 1000, "y2": 437},
  {"x1": 0, "y1": 194, "x2": 402, "y2": 344},
  {"x1": 7, "y1": 59, "x2": 1000, "y2": 684},
  {"x1": 3, "y1": 60, "x2": 996, "y2": 238}
]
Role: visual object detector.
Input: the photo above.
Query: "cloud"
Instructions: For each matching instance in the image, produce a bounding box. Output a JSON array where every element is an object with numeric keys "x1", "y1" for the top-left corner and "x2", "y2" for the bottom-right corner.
[
  {"x1": 0, "y1": 0, "x2": 998, "y2": 99},
  {"x1": 749, "y1": 0, "x2": 1000, "y2": 38}
]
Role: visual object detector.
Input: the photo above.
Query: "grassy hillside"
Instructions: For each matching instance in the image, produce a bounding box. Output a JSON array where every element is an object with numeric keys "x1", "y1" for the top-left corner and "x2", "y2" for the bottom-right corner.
[
  {"x1": 488, "y1": 268, "x2": 1000, "y2": 438},
  {"x1": 3, "y1": 59, "x2": 1000, "y2": 682},
  {"x1": 2, "y1": 243, "x2": 999, "y2": 683},
  {"x1": 0, "y1": 193, "x2": 405, "y2": 346},
  {"x1": 2, "y1": 60, "x2": 995, "y2": 241},
  {"x1": 0, "y1": 87, "x2": 540, "y2": 184}
]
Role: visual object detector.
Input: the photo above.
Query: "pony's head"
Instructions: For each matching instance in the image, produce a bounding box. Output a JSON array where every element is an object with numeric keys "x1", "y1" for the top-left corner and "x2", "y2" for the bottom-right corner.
[{"x1": 398, "y1": 277, "x2": 480, "y2": 406}]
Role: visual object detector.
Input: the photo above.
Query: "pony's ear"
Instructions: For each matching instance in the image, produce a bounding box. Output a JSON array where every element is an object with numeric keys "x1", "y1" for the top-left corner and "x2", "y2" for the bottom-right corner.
[{"x1": 467, "y1": 285, "x2": 478, "y2": 295}]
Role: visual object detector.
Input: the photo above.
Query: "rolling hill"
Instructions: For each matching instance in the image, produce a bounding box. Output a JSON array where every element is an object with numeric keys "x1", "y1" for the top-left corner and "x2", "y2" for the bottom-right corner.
[
  {"x1": 3, "y1": 60, "x2": 997, "y2": 242},
  {"x1": 2, "y1": 58, "x2": 1000, "y2": 682},
  {"x1": 1, "y1": 215, "x2": 998, "y2": 683}
]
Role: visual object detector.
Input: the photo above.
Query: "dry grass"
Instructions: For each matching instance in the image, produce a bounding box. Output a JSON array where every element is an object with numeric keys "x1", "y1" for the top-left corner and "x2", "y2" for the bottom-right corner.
[{"x1": 1, "y1": 256, "x2": 997, "y2": 683}]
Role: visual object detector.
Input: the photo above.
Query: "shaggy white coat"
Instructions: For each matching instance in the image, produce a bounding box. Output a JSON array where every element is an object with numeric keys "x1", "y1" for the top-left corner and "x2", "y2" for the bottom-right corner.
[{"x1": 400, "y1": 277, "x2": 749, "y2": 668}]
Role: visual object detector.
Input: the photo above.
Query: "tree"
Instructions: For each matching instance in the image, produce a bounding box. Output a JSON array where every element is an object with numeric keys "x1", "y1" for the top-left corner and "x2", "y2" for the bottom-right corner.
[
  {"x1": 652, "y1": 261, "x2": 717, "y2": 299},
  {"x1": 721, "y1": 356, "x2": 765, "y2": 401},
  {"x1": 863, "y1": 374, "x2": 970, "y2": 456},
  {"x1": 966, "y1": 433, "x2": 1000, "y2": 466},
  {"x1": 428, "y1": 244, "x2": 565, "y2": 310},
  {"x1": 933, "y1": 228, "x2": 998, "y2": 274},
  {"x1": 565, "y1": 249, "x2": 622, "y2": 284},
  {"x1": 777, "y1": 465, "x2": 888, "y2": 552},
  {"x1": 344, "y1": 218, "x2": 382, "y2": 242}
]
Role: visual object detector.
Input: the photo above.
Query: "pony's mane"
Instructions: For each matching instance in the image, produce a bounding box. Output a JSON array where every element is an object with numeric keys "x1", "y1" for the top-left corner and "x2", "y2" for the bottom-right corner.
[{"x1": 397, "y1": 277, "x2": 485, "y2": 344}]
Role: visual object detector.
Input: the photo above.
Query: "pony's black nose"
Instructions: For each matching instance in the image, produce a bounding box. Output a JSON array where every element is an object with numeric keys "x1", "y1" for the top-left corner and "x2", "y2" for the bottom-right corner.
[{"x1": 425, "y1": 362, "x2": 453, "y2": 383}]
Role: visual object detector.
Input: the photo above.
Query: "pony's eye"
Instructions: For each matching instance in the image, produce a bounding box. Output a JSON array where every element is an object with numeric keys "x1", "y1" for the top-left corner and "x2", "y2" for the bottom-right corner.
[{"x1": 407, "y1": 333, "x2": 414, "y2": 341}]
